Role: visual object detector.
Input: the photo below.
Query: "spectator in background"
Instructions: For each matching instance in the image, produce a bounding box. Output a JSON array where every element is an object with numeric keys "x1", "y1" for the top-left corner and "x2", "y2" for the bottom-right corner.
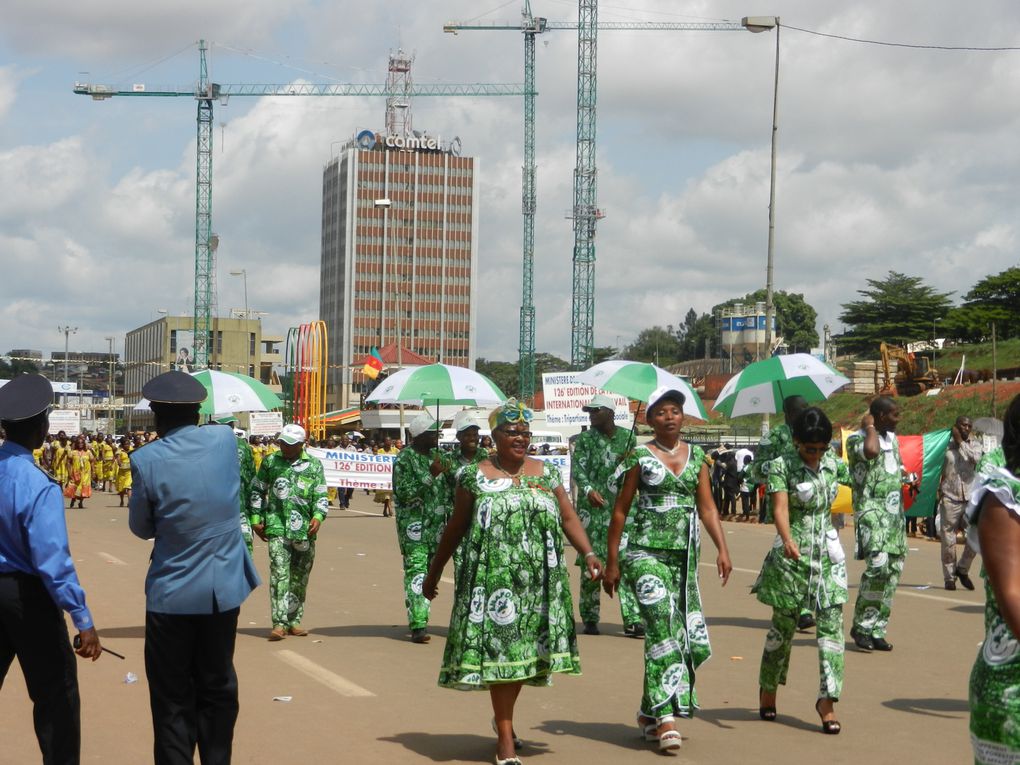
[
  {"x1": 739, "y1": 453, "x2": 755, "y2": 520},
  {"x1": 940, "y1": 416, "x2": 983, "y2": 591}
]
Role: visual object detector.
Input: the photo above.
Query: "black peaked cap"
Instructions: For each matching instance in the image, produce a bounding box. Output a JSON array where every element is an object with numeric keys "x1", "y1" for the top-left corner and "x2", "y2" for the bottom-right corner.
[
  {"x1": 0, "y1": 374, "x2": 53, "y2": 422},
  {"x1": 142, "y1": 371, "x2": 207, "y2": 405}
]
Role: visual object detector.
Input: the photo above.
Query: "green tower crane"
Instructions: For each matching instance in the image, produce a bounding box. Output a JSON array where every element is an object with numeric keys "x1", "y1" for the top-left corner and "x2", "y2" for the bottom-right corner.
[
  {"x1": 73, "y1": 41, "x2": 525, "y2": 369},
  {"x1": 444, "y1": 9, "x2": 743, "y2": 391}
]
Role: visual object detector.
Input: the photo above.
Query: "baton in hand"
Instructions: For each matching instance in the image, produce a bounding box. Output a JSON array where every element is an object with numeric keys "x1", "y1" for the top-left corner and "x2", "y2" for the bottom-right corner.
[{"x1": 73, "y1": 634, "x2": 126, "y2": 660}]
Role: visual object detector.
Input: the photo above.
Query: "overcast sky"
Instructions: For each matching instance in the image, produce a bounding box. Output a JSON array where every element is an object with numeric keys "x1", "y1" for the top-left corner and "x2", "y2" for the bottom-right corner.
[{"x1": 2, "y1": 0, "x2": 1019, "y2": 364}]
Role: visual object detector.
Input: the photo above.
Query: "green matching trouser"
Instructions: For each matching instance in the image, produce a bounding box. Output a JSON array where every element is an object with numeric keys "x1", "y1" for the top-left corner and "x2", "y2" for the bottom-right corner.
[
  {"x1": 269, "y1": 537, "x2": 315, "y2": 628},
  {"x1": 759, "y1": 606, "x2": 844, "y2": 699},
  {"x1": 402, "y1": 541, "x2": 432, "y2": 631},
  {"x1": 579, "y1": 574, "x2": 641, "y2": 627},
  {"x1": 852, "y1": 552, "x2": 905, "y2": 639}
]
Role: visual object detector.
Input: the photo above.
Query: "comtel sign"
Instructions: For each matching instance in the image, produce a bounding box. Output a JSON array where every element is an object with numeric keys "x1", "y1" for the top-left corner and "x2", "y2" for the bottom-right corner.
[{"x1": 356, "y1": 129, "x2": 443, "y2": 152}]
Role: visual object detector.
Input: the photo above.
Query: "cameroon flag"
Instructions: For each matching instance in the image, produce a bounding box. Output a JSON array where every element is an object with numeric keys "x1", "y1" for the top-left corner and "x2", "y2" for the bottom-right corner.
[
  {"x1": 362, "y1": 346, "x2": 384, "y2": 380},
  {"x1": 899, "y1": 429, "x2": 952, "y2": 518},
  {"x1": 834, "y1": 427, "x2": 952, "y2": 517}
]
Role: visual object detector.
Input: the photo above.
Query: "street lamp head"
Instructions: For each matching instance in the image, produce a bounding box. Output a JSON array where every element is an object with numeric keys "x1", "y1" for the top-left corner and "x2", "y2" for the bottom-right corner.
[
  {"x1": 742, "y1": 16, "x2": 778, "y2": 32},
  {"x1": 229, "y1": 270, "x2": 245, "y2": 276},
  {"x1": 374, "y1": 198, "x2": 392, "y2": 209}
]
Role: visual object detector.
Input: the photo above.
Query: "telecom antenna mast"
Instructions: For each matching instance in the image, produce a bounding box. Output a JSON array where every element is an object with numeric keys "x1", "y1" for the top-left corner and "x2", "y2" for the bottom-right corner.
[{"x1": 385, "y1": 49, "x2": 414, "y2": 136}]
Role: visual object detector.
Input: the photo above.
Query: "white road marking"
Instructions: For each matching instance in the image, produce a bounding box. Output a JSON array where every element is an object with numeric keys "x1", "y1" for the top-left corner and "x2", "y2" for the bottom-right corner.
[
  {"x1": 98, "y1": 552, "x2": 127, "y2": 565},
  {"x1": 275, "y1": 650, "x2": 375, "y2": 698},
  {"x1": 342, "y1": 508, "x2": 385, "y2": 517}
]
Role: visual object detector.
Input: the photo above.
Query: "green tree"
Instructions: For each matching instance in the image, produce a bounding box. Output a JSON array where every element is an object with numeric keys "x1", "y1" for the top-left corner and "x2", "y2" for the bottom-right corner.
[
  {"x1": 475, "y1": 358, "x2": 519, "y2": 399},
  {"x1": 942, "y1": 267, "x2": 1020, "y2": 342},
  {"x1": 837, "y1": 271, "x2": 954, "y2": 355},
  {"x1": 714, "y1": 290, "x2": 820, "y2": 353},
  {"x1": 0, "y1": 357, "x2": 39, "y2": 380},
  {"x1": 591, "y1": 345, "x2": 618, "y2": 364},
  {"x1": 676, "y1": 309, "x2": 716, "y2": 361},
  {"x1": 621, "y1": 326, "x2": 683, "y2": 366}
]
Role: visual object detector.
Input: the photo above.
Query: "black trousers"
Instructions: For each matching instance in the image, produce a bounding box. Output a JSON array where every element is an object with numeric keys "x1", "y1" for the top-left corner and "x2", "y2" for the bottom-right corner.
[
  {"x1": 0, "y1": 572, "x2": 81, "y2": 765},
  {"x1": 145, "y1": 608, "x2": 240, "y2": 765}
]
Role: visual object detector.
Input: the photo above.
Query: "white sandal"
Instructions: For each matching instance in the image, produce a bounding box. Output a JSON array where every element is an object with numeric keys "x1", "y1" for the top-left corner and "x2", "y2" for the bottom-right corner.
[
  {"x1": 656, "y1": 715, "x2": 682, "y2": 751},
  {"x1": 636, "y1": 712, "x2": 658, "y2": 742},
  {"x1": 494, "y1": 757, "x2": 522, "y2": 765}
]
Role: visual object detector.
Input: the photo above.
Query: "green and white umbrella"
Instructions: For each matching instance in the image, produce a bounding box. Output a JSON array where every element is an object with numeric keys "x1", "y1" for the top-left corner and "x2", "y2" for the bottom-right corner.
[
  {"x1": 712, "y1": 353, "x2": 850, "y2": 418},
  {"x1": 365, "y1": 363, "x2": 507, "y2": 407},
  {"x1": 576, "y1": 360, "x2": 708, "y2": 420},
  {"x1": 134, "y1": 370, "x2": 284, "y2": 415}
]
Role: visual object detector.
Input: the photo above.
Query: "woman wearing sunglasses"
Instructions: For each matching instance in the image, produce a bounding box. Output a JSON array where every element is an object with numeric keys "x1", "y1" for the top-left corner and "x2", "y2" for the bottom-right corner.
[
  {"x1": 602, "y1": 387, "x2": 733, "y2": 752},
  {"x1": 752, "y1": 407, "x2": 850, "y2": 735},
  {"x1": 423, "y1": 399, "x2": 600, "y2": 765}
]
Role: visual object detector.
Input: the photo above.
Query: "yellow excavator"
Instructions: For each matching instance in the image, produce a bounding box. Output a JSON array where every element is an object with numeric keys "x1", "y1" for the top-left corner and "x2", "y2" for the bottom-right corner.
[{"x1": 879, "y1": 342, "x2": 940, "y2": 396}]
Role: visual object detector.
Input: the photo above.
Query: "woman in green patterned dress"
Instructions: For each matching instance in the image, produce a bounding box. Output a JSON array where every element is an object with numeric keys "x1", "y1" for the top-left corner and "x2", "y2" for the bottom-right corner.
[
  {"x1": 965, "y1": 394, "x2": 1020, "y2": 765},
  {"x1": 423, "y1": 400, "x2": 601, "y2": 765},
  {"x1": 603, "y1": 387, "x2": 733, "y2": 752},
  {"x1": 752, "y1": 407, "x2": 849, "y2": 734}
]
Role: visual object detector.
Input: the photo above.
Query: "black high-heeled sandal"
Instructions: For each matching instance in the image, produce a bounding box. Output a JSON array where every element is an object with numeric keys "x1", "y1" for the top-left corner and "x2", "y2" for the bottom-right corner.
[
  {"x1": 759, "y1": 687, "x2": 777, "y2": 721},
  {"x1": 816, "y1": 698, "x2": 841, "y2": 735}
]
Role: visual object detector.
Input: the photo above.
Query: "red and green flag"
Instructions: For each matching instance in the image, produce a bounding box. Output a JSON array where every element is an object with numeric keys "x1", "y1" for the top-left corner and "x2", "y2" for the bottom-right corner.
[
  {"x1": 362, "y1": 346, "x2": 384, "y2": 380},
  {"x1": 898, "y1": 428, "x2": 952, "y2": 518}
]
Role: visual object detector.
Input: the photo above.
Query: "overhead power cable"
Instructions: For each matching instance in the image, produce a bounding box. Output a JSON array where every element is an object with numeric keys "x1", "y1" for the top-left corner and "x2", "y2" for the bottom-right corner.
[{"x1": 783, "y1": 23, "x2": 1020, "y2": 52}]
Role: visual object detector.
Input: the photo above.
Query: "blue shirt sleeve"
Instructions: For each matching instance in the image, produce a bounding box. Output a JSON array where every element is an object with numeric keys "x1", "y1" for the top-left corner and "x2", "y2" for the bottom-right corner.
[
  {"x1": 26, "y1": 481, "x2": 94, "y2": 631},
  {"x1": 127, "y1": 456, "x2": 155, "y2": 540}
]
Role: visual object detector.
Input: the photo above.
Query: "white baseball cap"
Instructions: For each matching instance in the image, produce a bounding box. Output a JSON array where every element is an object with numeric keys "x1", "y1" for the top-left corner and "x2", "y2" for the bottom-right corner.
[
  {"x1": 408, "y1": 412, "x2": 441, "y2": 438},
  {"x1": 452, "y1": 410, "x2": 480, "y2": 433},
  {"x1": 278, "y1": 424, "x2": 306, "y2": 445},
  {"x1": 647, "y1": 386, "x2": 687, "y2": 415},
  {"x1": 582, "y1": 393, "x2": 617, "y2": 412}
]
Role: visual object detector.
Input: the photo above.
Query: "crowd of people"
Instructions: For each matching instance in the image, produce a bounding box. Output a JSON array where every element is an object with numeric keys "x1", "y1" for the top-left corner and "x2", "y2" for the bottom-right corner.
[{"x1": 0, "y1": 370, "x2": 1017, "y2": 765}]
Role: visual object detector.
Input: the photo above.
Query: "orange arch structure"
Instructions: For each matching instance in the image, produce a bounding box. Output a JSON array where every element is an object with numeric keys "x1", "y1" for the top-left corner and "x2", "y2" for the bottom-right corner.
[{"x1": 285, "y1": 321, "x2": 328, "y2": 442}]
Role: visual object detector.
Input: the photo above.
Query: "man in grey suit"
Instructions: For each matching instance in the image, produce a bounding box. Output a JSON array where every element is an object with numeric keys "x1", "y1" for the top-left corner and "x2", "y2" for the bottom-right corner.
[{"x1": 129, "y1": 371, "x2": 260, "y2": 765}]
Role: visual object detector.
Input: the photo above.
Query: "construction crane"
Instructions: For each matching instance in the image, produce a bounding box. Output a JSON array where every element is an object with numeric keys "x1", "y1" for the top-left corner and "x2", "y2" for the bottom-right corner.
[
  {"x1": 73, "y1": 40, "x2": 525, "y2": 369},
  {"x1": 445, "y1": 7, "x2": 743, "y2": 391}
]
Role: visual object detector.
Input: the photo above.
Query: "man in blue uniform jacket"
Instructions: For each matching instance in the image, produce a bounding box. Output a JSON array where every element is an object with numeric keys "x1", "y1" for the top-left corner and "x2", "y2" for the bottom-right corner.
[
  {"x1": 129, "y1": 371, "x2": 260, "y2": 765},
  {"x1": 0, "y1": 374, "x2": 103, "y2": 764}
]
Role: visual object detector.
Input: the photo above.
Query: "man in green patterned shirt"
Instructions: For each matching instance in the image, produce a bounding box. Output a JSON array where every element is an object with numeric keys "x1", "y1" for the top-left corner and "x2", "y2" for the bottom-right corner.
[
  {"x1": 846, "y1": 397, "x2": 913, "y2": 652},
  {"x1": 219, "y1": 416, "x2": 257, "y2": 555},
  {"x1": 393, "y1": 412, "x2": 447, "y2": 644},
  {"x1": 250, "y1": 424, "x2": 328, "y2": 641},
  {"x1": 572, "y1": 394, "x2": 641, "y2": 636}
]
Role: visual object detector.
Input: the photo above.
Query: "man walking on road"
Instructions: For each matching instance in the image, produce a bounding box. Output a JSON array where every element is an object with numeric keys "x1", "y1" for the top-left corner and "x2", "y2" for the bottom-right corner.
[
  {"x1": 129, "y1": 371, "x2": 260, "y2": 764},
  {"x1": 0, "y1": 374, "x2": 103, "y2": 764},
  {"x1": 571, "y1": 394, "x2": 642, "y2": 637},
  {"x1": 250, "y1": 424, "x2": 329, "y2": 641},
  {"x1": 939, "y1": 416, "x2": 983, "y2": 590},
  {"x1": 847, "y1": 396, "x2": 914, "y2": 652},
  {"x1": 392, "y1": 412, "x2": 446, "y2": 643}
]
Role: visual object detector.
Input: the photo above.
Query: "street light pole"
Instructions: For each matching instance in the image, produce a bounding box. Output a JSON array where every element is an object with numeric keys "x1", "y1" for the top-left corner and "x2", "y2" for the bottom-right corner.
[
  {"x1": 106, "y1": 336, "x2": 114, "y2": 431},
  {"x1": 57, "y1": 325, "x2": 78, "y2": 408},
  {"x1": 375, "y1": 197, "x2": 405, "y2": 441},
  {"x1": 743, "y1": 15, "x2": 780, "y2": 432},
  {"x1": 230, "y1": 269, "x2": 249, "y2": 376}
]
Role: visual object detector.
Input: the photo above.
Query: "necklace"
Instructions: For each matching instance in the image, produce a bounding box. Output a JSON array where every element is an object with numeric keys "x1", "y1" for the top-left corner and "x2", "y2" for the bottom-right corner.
[
  {"x1": 492, "y1": 455, "x2": 524, "y2": 480},
  {"x1": 652, "y1": 439, "x2": 683, "y2": 456}
]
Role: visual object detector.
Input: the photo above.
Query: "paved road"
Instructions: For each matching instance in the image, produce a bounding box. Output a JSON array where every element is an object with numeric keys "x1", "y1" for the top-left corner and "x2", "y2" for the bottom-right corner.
[{"x1": 1, "y1": 491, "x2": 981, "y2": 764}]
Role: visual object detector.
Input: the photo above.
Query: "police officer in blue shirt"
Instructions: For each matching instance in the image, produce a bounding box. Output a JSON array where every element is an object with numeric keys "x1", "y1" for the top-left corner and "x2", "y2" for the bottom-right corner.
[
  {"x1": 129, "y1": 371, "x2": 260, "y2": 765},
  {"x1": 0, "y1": 373, "x2": 103, "y2": 764}
]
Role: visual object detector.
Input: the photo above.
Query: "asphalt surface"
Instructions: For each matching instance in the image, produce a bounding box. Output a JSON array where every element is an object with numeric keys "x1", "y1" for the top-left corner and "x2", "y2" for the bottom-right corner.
[{"x1": 1, "y1": 491, "x2": 982, "y2": 764}]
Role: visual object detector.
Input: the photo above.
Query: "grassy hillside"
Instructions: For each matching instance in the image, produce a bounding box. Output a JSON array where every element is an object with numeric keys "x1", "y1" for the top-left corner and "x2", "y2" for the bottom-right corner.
[{"x1": 936, "y1": 337, "x2": 1020, "y2": 373}]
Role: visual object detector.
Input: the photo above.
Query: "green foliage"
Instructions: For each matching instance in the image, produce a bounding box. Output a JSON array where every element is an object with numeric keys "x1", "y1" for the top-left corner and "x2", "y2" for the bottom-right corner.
[
  {"x1": 621, "y1": 326, "x2": 683, "y2": 366},
  {"x1": 838, "y1": 271, "x2": 954, "y2": 355},
  {"x1": 591, "y1": 345, "x2": 618, "y2": 364},
  {"x1": 942, "y1": 267, "x2": 1020, "y2": 342},
  {"x1": 0, "y1": 357, "x2": 39, "y2": 380},
  {"x1": 676, "y1": 309, "x2": 716, "y2": 361},
  {"x1": 714, "y1": 290, "x2": 820, "y2": 353},
  {"x1": 475, "y1": 358, "x2": 519, "y2": 399}
]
